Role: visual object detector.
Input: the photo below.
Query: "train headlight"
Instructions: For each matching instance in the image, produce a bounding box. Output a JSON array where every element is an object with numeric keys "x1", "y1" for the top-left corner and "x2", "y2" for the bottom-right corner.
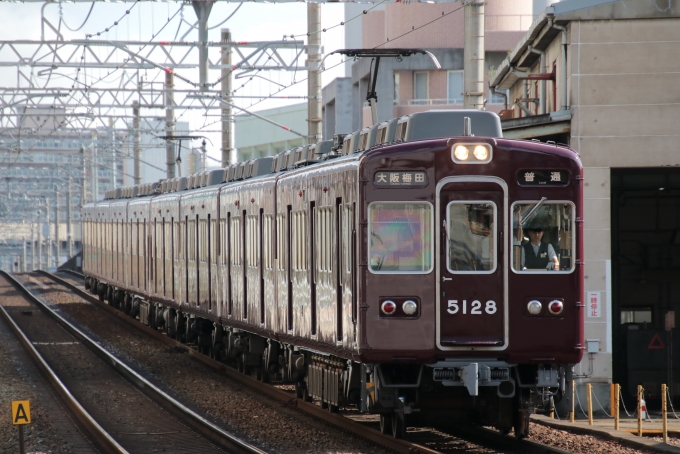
[
  {"x1": 548, "y1": 300, "x2": 564, "y2": 315},
  {"x1": 402, "y1": 300, "x2": 418, "y2": 315},
  {"x1": 527, "y1": 300, "x2": 542, "y2": 315},
  {"x1": 453, "y1": 145, "x2": 470, "y2": 161},
  {"x1": 473, "y1": 145, "x2": 490, "y2": 161},
  {"x1": 452, "y1": 143, "x2": 492, "y2": 164},
  {"x1": 381, "y1": 300, "x2": 397, "y2": 315}
]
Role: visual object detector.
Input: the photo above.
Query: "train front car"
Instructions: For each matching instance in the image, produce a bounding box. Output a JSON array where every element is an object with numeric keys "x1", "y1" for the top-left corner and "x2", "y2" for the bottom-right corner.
[{"x1": 359, "y1": 111, "x2": 583, "y2": 437}]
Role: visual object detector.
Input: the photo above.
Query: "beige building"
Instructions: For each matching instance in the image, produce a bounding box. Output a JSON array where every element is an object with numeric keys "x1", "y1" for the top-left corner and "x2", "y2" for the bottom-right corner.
[
  {"x1": 491, "y1": 0, "x2": 680, "y2": 409},
  {"x1": 324, "y1": 1, "x2": 534, "y2": 136}
]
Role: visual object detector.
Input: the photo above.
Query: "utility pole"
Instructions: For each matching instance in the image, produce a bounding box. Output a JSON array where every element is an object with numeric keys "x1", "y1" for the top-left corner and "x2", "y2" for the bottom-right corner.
[
  {"x1": 133, "y1": 100, "x2": 141, "y2": 184},
  {"x1": 221, "y1": 28, "x2": 233, "y2": 167},
  {"x1": 110, "y1": 118, "x2": 117, "y2": 189},
  {"x1": 37, "y1": 203, "x2": 42, "y2": 270},
  {"x1": 81, "y1": 145, "x2": 87, "y2": 204},
  {"x1": 463, "y1": 0, "x2": 485, "y2": 110},
  {"x1": 22, "y1": 238, "x2": 26, "y2": 272},
  {"x1": 91, "y1": 131, "x2": 98, "y2": 201},
  {"x1": 67, "y1": 178, "x2": 73, "y2": 258},
  {"x1": 165, "y1": 71, "x2": 176, "y2": 178},
  {"x1": 46, "y1": 200, "x2": 51, "y2": 270},
  {"x1": 307, "y1": 4, "x2": 322, "y2": 144},
  {"x1": 31, "y1": 222, "x2": 35, "y2": 271},
  {"x1": 54, "y1": 190, "x2": 60, "y2": 269},
  {"x1": 193, "y1": 1, "x2": 213, "y2": 92}
]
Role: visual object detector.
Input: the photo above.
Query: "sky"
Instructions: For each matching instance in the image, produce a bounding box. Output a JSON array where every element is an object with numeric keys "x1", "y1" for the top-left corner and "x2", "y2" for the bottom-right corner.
[{"x1": 0, "y1": 1, "x2": 349, "y2": 162}]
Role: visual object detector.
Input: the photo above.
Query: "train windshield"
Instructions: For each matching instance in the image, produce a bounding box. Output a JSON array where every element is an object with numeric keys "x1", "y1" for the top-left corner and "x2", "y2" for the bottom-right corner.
[
  {"x1": 446, "y1": 202, "x2": 496, "y2": 273},
  {"x1": 368, "y1": 202, "x2": 433, "y2": 273},
  {"x1": 512, "y1": 201, "x2": 575, "y2": 273}
]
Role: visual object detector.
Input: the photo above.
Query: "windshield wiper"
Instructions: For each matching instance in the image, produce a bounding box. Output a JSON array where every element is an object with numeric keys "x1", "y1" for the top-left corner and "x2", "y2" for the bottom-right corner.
[{"x1": 521, "y1": 197, "x2": 547, "y2": 227}]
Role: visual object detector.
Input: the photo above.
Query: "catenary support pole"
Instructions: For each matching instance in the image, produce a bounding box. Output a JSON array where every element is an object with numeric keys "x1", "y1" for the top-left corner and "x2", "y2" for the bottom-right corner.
[
  {"x1": 46, "y1": 201, "x2": 51, "y2": 270},
  {"x1": 165, "y1": 71, "x2": 176, "y2": 179},
  {"x1": 463, "y1": 0, "x2": 485, "y2": 110},
  {"x1": 55, "y1": 190, "x2": 59, "y2": 269},
  {"x1": 307, "y1": 3, "x2": 322, "y2": 144},
  {"x1": 192, "y1": 1, "x2": 214, "y2": 92},
  {"x1": 91, "y1": 131, "x2": 98, "y2": 201},
  {"x1": 67, "y1": 178, "x2": 73, "y2": 258},
  {"x1": 81, "y1": 145, "x2": 87, "y2": 204},
  {"x1": 31, "y1": 222, "x2": 35, "y2": 271},
  {"x1": 221, "y1": 28, "x2": 233, "y2": 167},
  {"x1": 133, "y1": 100, "x2": 141, "y2": 184}
]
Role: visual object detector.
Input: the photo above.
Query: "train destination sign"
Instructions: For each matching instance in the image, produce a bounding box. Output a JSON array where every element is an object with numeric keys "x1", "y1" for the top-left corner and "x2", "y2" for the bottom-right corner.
[
  {"x1": 374, "y1": 171, "x2": 428, "y2": 188},
  {"x1": 517, "y1": 169, "x2": 569, "y2": 186}
]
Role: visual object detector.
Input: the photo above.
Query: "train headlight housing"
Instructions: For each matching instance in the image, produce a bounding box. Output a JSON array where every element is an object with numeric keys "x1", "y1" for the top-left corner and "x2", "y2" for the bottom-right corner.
[
  {"x1": 453, "y1": 145, "x2": 469, "y2": 161},
  {"x1": 381, "y1": 300, "x2": 397, "y2": 315},
  {"x1": 452, "y1": 143, "x2": 492, "y2": 164},
  {"x1": 527, "y1": 300, "x2": 542, "y2": 315},
  {"x1": 548, "y1": 300, "x2": 564, "y2": 315},
  {"x1": 402, "y1": 300, "x2": 418, "y2": 315}
]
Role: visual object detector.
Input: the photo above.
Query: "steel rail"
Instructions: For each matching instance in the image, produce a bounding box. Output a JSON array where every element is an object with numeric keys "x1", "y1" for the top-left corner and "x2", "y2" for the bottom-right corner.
[
  {"x1": 42, "y1": 270, "x2": 441, "y2": 454},
  {"x1": 20, "y1": 271, "x2": 267, "y2": 454},
  {"x1": 48, "y1": 271, "x2": 577, "y2": 454},
  {"x1": 0, "y1": 271, "x2": 127, "y2": 454}
]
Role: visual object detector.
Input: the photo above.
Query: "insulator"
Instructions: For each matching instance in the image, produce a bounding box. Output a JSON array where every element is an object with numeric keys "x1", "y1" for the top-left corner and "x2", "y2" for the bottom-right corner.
[
  {"x1": 433, "y1": 369, "x2": 456, "y2": 380},
  {"x1": 490, "y1": 369, "x2": 509, "y2": 380}
]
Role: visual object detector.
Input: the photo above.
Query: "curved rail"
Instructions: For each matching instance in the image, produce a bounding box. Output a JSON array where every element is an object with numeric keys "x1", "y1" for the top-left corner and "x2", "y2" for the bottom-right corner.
[
  {"x1": 17, "y1": 271, "x2": 266, "y2": 454},
  {"x1": 44, "y1": 271, "x2": 572, "y2": 454},
  {"x1": 0, "y1": 271, "x2": 127, "y2": 453}
]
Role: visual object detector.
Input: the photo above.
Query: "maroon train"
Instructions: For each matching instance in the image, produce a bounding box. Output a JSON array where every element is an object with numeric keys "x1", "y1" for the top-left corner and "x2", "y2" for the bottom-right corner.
[{"x1": 82, "y1": 110, "x2": 584, "y2": 438}]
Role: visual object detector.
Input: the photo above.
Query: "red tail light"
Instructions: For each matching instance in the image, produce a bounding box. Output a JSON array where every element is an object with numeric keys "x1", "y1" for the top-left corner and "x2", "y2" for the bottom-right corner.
[
  {"x1": 381, "y1": 300, "x2": 397, "y2": 315},
  {"x1": 548, "y1": 300, "x2": 564, "y2": 315}
]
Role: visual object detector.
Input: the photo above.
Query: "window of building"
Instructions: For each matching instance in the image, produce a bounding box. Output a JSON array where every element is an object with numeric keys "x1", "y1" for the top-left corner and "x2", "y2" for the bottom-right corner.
[
  {"x1": 621, "y1": 309, "x2": 652, "y2": 325},
  {"x1": 393, "y1": 73, "x2": 400, "y2": 105},
  {"x1": 413, "y1": 72, "x2": 428, "y2": 104},
  {"x1": 447, "y1": 70, "x2": 464, "y2": 104}
]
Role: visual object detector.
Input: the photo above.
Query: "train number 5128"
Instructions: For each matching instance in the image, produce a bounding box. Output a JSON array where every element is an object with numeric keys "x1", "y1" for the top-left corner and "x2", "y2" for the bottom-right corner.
[{"x1": 447, "y1": 300, "x2": 497, "y2": 315}]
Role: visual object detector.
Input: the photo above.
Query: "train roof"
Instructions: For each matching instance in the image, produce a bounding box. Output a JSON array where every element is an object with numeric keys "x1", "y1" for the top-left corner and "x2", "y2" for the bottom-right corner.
[{"x1": 102, "y1": 110, "x2": 508, "y2": 202}]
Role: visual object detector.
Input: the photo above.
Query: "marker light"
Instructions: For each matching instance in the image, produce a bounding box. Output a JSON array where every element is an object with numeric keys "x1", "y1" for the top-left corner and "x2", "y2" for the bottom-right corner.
[
  {"x1": 402, "y1": 300, "x2": 418, "y2": 315},
  {"x1": 473, "y1": 145, "x2": 490, "y2": 161},
  {"x1": 381, "y1": 300, "x2": 397, "y2": 315},
  {"x1": 453, "y1": 145, "x2": 470, "y2": 161},
  {"x1": 527, "y1": 300, "x2": 542, "y2": 315},
  {"x1": 548, "y1": 300, "x2": 564, "y2": 315}
]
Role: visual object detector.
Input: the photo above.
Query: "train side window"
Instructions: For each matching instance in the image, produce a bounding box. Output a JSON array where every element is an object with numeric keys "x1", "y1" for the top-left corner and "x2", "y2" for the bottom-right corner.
[
  {"x1": 345, "y1": 204, "x2": 353, "y2": 274},
  {"x1": 264, "y1": 215, "x2": 274, "y2": 269},
  {"x1": 277, "y1": 214, "x2": 285, "y2": 270},
  {"x1": 368, "y1": 202, "x2": 433, "y2": 274},
  {"x1": 511, "y1": 201, "x2": 575, "y2": 273},
  {"x1": 446, "y1": 202, "x2": 497, "y2": 274},
  {"x1": 220, "y1": 219, "x2": 227, "y2": 265},
  {"x1": 231, "y1": 216, "x2": 241, "y2": 266},
  {"x1": 188, "y1": 219, "x2": 196, "y2": 262}
]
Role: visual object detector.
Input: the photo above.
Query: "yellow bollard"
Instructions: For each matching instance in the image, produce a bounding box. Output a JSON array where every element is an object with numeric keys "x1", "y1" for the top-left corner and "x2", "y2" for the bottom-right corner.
[
  {"x1": 662, "y1": 384, "x2": 668, "y2": 444},
  {"x1": 614, "y1": 384, "x2": 620, "y2": 431},
  {"x1": 637, "y1": 384, "x2": 643, "y2": 437},
  {"x1": 587, "y1": 383, "x2": 593, "y2": 425},
  {"x1": 570, "y1": 381, "x2": 575, "y2": 423}
]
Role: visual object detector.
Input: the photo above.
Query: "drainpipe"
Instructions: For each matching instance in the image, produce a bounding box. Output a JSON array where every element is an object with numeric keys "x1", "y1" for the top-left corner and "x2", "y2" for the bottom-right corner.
[
  {"x1": 528, "y1": 45, "x2": 546, "y2": 114},
  {"x1": 550, "y1": 19, "x2": 568, "y2": 111},
  {"x1": 489, "y1": 82, "x2": 508, "y2": 111}
]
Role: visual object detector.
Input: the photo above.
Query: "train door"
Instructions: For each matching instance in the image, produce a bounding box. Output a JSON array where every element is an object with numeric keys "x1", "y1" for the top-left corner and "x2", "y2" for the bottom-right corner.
[{"x1": 436, "y1": 178, "x2": 508, "y2": 350}]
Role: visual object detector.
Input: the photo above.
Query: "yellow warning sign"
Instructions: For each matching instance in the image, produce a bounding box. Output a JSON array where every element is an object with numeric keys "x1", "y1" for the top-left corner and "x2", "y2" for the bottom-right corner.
[{"x1": 11, "y1": 401, "x2": 31, "y2": 425}]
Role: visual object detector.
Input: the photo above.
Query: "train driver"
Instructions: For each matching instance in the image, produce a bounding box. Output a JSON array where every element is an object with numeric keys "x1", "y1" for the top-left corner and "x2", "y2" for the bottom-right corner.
[{"x1": 521, "y1": 226, "x2": 560, "y2": 271}]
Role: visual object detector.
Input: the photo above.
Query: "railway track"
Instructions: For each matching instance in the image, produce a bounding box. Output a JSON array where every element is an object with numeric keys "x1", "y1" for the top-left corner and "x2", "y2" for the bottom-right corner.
[
  {"x1": 35, "y1": 270, "x2": 573, "y2": 454},
  {"x1": 0, "y1": 270, "x2": 265, "y2": 454}
]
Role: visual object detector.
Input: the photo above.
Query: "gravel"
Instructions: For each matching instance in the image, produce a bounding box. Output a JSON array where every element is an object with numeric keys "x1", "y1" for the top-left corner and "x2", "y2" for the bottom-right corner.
[{"x1": 527, "y1": 422, "x2": 656, "y2": 453}]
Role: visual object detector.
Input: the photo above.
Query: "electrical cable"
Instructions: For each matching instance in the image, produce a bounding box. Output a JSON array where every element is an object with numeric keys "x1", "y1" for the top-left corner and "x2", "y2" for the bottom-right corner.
[{"x1": 60, "y1": 2, "x2": 96, "y2": 32}]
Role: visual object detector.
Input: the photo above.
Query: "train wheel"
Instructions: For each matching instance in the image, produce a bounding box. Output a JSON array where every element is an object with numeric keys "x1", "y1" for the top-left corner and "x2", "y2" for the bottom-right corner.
[
  {"x1": 328, "y1": 403, "x2": 339, "y2": 413},
  {"x1": 391, "y1": 413, "x2": 406, "y2": 439},
  {"x1": 320, "y1": 401, "x2": 329, "y2": 410},
  {"x1": 379, "y1": 413, "x2": 392, "y2": 435}
]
